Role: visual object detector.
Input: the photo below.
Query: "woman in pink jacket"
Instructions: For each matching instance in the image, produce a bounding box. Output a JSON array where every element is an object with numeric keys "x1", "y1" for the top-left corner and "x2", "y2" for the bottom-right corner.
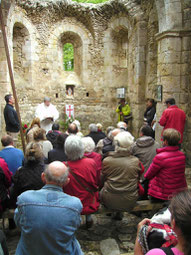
[{"x1": 144, "y1": 128, "x2": 187, "y2": 202}]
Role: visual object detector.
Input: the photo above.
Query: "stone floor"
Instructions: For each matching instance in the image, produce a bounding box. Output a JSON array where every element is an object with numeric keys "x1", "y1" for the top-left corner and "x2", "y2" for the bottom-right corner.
[{"x1": 4, "y1": 211, "x2": 153, "y2": 255}]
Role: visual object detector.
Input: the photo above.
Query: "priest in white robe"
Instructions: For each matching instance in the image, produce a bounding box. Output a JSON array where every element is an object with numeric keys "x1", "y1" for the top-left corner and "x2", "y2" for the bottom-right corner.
[{"x1": 35, "y1": 97, "x2": 59, "y2": 133}]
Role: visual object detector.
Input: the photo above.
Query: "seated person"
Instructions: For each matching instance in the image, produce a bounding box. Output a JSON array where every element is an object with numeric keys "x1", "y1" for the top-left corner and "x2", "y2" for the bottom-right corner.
[
  {"x1": 14, "y1": 161, "x2": 83, "y2": 255},
  {"x1": 81, "y1": 137, "x2": 102, "y2": 185},
  {"x1": 145, "y1": 128, "x2": 187, "y2": 202},
  {"x1": 100, "y1": 131, "x2": 143, "y2": 211},
  {"x1": 64, "y1": 135, "x2": 100, "y2": 228},
  {"x1": 95, "y1": 126, "x2": 115, "y2": 155},
  {"x1": 117, "y1": 121, "x2": 128, "y2": 131},
  {"x1": 10, "y1": 142, "x2": 45, "y2": 208},
  {"x1": 72, "y1": 120, "x2": 84, "y2": 137},
  {"x1": 0, "y1": 157, "x2": 12, "y2": 212},
  {"x1": 67, "y1": 123, "x2": 78, "y2": 135},
  {"x1": 96, "y1": 123, "x2": 106, "y2": 137},
  {"x1": 134, "y1": 189, "x2": 191, "y2": 255},
  {"x1": 131, "y1": 125, "x2": 159, "y2": 175},
  {"x1": 48, "y1": 133, "x2": 68, "y2": 163},
  {"x1": 86, "y1": 123, "x2": 106, "y2": 145},
  {"x1": 131, "y1": 125, "x2": 160, "y2": 198},
  {"x1": 46, "y1": 123, "x2": 61, "y2": 148},
  {"x1": 34, "y1": 128, "x2": 53, "y2": 158},
  {"x1": 0, "y1": 230, "x2": 9, "y2": 255},
  {"x1": 26, "y1": 117, "x2": 41, "y2": 143},
  {"x1": 0, "y1": 135, "x2": 24, "y2": 175}
]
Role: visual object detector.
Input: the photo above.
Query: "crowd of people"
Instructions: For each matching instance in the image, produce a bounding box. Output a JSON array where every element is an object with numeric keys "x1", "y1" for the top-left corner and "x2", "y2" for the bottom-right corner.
[{"x1": 0, "y1": 94, "x2": 189, "y2": 255}]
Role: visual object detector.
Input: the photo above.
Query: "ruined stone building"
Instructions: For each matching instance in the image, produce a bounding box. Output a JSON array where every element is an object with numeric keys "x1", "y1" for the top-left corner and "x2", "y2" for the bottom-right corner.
[{"x1": 0, "y1": 0, "x2": 191, "y2": 162}]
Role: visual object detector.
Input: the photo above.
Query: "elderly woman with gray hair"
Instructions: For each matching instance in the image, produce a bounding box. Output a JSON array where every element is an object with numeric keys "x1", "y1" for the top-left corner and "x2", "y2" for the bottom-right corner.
[
  {"x1": 82, "y1": 137, "x2": 102, "y2": 186},
  {"x1": 100, "y1": 131, "x2": 144, "y2": 213},
  {"x1": 63, "y1": 135, "x2": 100, "y2": 228}
]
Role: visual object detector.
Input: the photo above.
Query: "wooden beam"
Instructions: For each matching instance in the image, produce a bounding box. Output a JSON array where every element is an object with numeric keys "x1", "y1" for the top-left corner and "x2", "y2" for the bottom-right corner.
[{"x1": 0, "y1": 2, "x2": 26, "y2": 153}]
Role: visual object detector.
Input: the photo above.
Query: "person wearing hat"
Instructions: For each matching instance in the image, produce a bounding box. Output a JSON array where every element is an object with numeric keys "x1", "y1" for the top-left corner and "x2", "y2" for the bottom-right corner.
[{"x1": 35, "y1": 97, "x2": 59, "y2": 133}]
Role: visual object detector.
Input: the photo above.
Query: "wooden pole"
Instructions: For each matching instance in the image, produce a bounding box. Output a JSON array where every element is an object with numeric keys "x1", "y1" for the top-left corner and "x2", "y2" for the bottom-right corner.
[{"x1": 0, "y1": 2, "x2": 26, "y2": 153}]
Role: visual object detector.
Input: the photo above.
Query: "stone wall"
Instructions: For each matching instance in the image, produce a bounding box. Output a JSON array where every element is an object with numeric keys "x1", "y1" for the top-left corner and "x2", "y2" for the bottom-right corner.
[
  {"x1": 0, "y1": 0, "x2": 160, "y2": 138},
  {"x1": 0, "y1": 0, "x2": 191, "y2": 164}
]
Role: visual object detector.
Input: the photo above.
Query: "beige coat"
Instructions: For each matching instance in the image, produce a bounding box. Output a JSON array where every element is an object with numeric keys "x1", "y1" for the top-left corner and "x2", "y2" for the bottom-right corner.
[
  {"x1": 26, "y1": 125, "x2": 39, "y2": 143},
  {"x1": 100, "y1": 149, "x2": 141, "y2": 211}
]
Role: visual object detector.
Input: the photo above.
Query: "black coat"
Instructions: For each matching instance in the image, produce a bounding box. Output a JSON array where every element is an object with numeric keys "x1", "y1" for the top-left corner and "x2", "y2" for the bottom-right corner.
[
  {"x1": 10, "y1": 161, "x2": 45, "y2": 208},
  {"x1": 48, "y1": 148, "x2": 67, "y2": 163},
  {"x1": 4, "y1": 104, "x2": 20, "y2": 132},
  {"x1": 86, "y1": 131, "x2": 106, "y2": 145},
  {"x1": 144, "y1": 106, "x2": 156, "y2": 126}
]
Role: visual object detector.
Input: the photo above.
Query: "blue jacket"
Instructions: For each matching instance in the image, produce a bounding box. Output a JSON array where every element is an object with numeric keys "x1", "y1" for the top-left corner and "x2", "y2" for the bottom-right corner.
[
  {"x1": 0, "y1": 147, "x2": 24, "y2": 175},
  {"x1": 14, "y1": 184, "x2": 83, "y2": 255}
]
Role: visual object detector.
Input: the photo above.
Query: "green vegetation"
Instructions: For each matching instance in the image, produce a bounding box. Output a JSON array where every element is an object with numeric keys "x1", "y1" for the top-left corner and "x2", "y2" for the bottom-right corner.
[
  {"x1": 63, "y1": 43, "x2": 74, "y2": 71},
  {"x1": 72, "y1": 0, "x2": 109, "y2": 4}
]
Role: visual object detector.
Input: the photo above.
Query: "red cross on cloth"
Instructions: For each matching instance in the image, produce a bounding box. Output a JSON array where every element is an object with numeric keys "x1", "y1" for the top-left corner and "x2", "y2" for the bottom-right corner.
[{"x1": 65, "y1": 104, "x2": 74, "y2": 118}]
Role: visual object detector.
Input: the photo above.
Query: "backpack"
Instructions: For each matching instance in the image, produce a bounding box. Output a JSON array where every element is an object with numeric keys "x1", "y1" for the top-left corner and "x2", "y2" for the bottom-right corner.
[{"x1": 161, "y1": 247, "x2": 174, "y2": 255}]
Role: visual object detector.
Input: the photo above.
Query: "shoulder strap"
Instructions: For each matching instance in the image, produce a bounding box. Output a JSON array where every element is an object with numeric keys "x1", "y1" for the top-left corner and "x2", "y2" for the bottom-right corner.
[{"x1": 161, "y1": 247, "x2": 174, "y2": 255}]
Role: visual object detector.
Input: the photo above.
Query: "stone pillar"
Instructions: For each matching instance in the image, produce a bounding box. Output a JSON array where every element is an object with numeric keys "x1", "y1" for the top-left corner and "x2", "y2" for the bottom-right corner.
[
  {"x1": 131, "y1": 21, "x2": 147, "y2": 137},
  {"x1": 155, "y1": 30, "x2": 191, "y2": 164}
]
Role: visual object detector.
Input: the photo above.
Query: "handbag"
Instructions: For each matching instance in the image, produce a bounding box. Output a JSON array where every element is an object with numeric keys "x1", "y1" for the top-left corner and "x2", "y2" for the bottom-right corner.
[{"x1": 161, "y1": 247, "x2": 174, "y2": 255}]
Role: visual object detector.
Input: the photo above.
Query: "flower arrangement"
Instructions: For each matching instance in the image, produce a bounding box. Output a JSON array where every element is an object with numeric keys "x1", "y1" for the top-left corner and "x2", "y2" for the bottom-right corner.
[{"x1": 22, "y1": 123, "x2": 29, "y2": 133}]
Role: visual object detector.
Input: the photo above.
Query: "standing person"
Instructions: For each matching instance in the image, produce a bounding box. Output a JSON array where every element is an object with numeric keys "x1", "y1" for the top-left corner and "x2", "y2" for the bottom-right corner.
[
  {"x1": 14, "y1": 161, "x2": 83, "y2": 255},
  {"x1": 35, "y1": 97, "x2": 59, "y2": 133},
  {"x1": 4, "y1": 94, "x2": 20, "y2": 146},
  {"x1": 0, "y1": 135, "x2": 24, "y2": 175},
  {"x1": 159, "y1": 98, "x2": 186, "y2": 144},
  {"x1": 116, "y1": 98, "x2": 131, "y2": 124},
  {"x1": 144, "y1": 99, "x2": 156, "y2": 126}
]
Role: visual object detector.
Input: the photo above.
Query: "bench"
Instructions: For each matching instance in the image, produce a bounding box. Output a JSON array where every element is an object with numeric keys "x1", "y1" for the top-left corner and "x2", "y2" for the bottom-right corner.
[
  {"x1": 1, "y1": 201, "x2": 165, "y2": 230},
  {"x1": 96, "y1": 200, "x2": 166, "y2": 214}
]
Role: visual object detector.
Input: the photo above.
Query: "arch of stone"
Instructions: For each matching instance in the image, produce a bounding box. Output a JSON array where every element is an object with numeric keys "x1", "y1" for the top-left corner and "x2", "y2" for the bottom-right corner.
[{"x1": 0, "y1": 1, "x2": 191, "y2": 253}]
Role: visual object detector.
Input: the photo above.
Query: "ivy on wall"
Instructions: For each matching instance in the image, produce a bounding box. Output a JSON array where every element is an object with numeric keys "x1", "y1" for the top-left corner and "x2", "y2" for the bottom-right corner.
[{"x1": 63, "y1": 43, "x2": 74, "y2": 71}]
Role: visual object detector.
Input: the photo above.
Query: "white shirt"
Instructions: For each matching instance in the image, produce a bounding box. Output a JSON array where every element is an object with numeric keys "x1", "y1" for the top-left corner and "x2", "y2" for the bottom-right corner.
[{"x1": 35, "y1": 103, "x2": 59, "y2": 133}]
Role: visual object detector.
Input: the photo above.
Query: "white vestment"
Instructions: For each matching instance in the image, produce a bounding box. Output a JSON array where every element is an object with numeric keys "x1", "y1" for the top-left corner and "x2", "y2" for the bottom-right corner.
[{"x1": 35, "y1": 103, "x2": 59, "y2": 133}]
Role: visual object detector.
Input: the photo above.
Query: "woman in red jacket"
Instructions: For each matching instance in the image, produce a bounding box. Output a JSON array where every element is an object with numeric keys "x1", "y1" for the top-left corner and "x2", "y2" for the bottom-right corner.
[
  {"x1": 63, "y1": 135, "x2": 100, "y2": 228},
  {"x1": 144, "y1": 128, "x2": 187, "y2": 202}
]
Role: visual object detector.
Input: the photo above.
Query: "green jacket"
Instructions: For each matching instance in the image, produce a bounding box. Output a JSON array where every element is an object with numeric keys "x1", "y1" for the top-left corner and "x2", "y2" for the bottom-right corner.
[{"x1": 116, "y1": 104, "x2": 131, "y2": 121}]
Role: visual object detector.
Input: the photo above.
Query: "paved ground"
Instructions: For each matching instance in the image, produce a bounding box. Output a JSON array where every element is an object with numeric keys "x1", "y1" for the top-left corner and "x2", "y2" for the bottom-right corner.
[{"x1": 3, "y1": 212, "x2": 151, "y2": 255}]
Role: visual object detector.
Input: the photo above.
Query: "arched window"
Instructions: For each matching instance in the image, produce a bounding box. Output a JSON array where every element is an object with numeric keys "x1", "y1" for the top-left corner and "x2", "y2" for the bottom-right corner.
[{"x1": 63, "y1": 43, "x2": 74, "y2": 71}]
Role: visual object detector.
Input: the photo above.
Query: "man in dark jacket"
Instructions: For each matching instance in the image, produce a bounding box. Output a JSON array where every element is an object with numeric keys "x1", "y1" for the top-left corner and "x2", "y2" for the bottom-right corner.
[
  {"x1": 86, "y1": 123, "x2": 106, "y2": 145},
  {"x1": 4, "y1": 94, "x2": 20, "y2": 146}
]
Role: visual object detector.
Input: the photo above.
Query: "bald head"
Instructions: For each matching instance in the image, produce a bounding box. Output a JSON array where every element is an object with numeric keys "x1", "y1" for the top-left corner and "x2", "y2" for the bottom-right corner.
[
  {"x1": 1, "y1": 135, "x2": 13, "y2": 147},
  {"x1": 68, "y1": 123, "x2": 78, "y2": 135},
  {"x1": 42, "y1": 161, "x2": 69, "y2": 187}
]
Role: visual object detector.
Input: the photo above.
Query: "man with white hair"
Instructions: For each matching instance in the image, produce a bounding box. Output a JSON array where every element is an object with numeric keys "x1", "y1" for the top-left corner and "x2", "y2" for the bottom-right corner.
[
  {"x1": 64, "y1": 135, "x2": 100, "y2": 228},
  {"x1": 117, "y1": 121, "x2": 128, "y2": 131},
  {"x1": 100, "y1": 131, "x2": 143, "y2": 214},
  {"x1": 86, "y1": 123, "x2": 106, "y2": 145},
  {"x1": 35, "y1": 97, "x2": 59, "y2": 133},
  {"x1": 14, "y1": 161, "x2": 83, "y2": 255}
]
